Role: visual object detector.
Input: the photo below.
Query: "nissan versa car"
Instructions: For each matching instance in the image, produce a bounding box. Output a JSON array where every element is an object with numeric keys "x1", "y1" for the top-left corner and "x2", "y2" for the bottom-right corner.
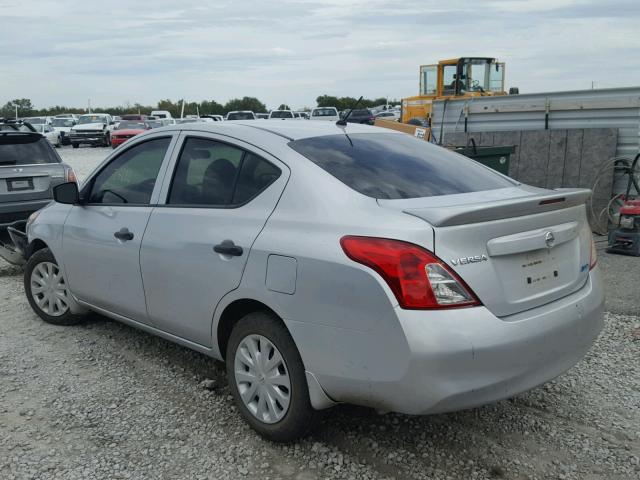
[{"x1": 6, "y1": 121, "x2": 604, "y2": 441}]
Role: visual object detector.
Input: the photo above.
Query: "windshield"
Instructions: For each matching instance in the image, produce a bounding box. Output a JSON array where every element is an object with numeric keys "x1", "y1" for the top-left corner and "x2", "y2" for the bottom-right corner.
[
  {"x1": 288, "y1": 133, "x2": 514, "y2": 199},
  {"x1": 0, "y1": 135, "x2": 59, "y2": 165},
  {"x1": 146, "y1": 120, "x2": 163, "y2": 129},
  {"x1": 117, "y1": 121, "x2": 146, "y2": 130},
  {"x1": 459, "y1": 59, "x2": 505, "y2": 93},
  {"x1": 52, "y1": 119, "x2": 74, "y2": 127},
  {"x1": 78, "y1": 115, "x2": 107, "y2": 125},
  {"x1": 312, "y1": 108, "x2": 337, "y2": 117},
  {"x1": 270, "y1": 111, "x2": 293, "y2": 119},
  {"x1": 227, "y1": 112, "x2": 255, "y2": 120},
  {"x1": 25, "y1": 117, "x2": 46, "y2": 124}
]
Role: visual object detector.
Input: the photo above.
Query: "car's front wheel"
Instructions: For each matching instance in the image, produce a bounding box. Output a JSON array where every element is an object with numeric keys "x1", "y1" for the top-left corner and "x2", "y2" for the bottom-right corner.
[
  {"x1": 24, "y1": 248, "x2": 85, "y2": 326},
  {"x1": 226, "y1": 311, "x2": 316, "y2": 442}
]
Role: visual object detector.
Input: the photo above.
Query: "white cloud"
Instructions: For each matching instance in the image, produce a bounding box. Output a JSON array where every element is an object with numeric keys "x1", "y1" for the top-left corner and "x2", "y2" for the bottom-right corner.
[{"x1": 0, "y1": 0, "x2": 638, "y2": 110}]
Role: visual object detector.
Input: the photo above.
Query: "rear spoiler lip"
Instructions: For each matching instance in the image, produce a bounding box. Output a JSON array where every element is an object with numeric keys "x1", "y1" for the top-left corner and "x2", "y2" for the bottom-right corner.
[{"x1": 400, "y1": 188, "x2": 592, "y2": 227}]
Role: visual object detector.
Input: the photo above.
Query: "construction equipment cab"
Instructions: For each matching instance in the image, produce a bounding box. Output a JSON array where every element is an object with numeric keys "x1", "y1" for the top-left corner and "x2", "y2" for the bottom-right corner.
[{"x1": 401, "y1": 57, "x2": 506, "y2": 124}]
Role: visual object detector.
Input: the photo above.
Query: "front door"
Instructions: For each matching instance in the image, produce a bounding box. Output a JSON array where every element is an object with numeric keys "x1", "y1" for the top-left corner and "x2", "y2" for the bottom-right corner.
[
  {"x1": 62, "y1": 135, "x2": 175, "y2": 321},
  {"x1": 140, "y1": 134, "x2": 288, "y2": 346}
]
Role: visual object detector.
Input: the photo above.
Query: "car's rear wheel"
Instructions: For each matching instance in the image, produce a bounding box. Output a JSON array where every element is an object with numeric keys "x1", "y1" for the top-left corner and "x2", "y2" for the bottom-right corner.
[
  {"x1": 226, "y1": 311, "x2": 316, "y2": 442},
  {"x1": 72, "y1": 143, "x2": 79, "y2": 149},
  {"x1": 24, "y1": 248, "x2": 85, "y2": 326}
]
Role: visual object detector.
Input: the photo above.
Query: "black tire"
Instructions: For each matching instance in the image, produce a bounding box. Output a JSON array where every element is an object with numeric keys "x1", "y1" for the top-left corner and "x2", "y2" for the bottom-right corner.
[
  {"x1": 103, "y1": 134, "x2": 110, "y2": 147},
  {"x1": 24, "y1": 248, "x2": 85, "y2": 326},
  {"x1": 72, "y1": 143, "x2": 79, "y2": 149},
  {"x1": 226, "y1": 311, "x2": 316, "y2": 442}
]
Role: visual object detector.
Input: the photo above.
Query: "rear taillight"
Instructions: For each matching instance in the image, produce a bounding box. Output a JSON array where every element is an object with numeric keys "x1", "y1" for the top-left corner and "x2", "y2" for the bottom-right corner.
[
  {"x1": 64, "y1": 165, "x2": 77, "y2": 183},
  {"x1": 589, "y1": 238, "x2": 597, "y2": 270},
  {"x1": 340, "y1": 236, "x2": 480, "y2": 309}
]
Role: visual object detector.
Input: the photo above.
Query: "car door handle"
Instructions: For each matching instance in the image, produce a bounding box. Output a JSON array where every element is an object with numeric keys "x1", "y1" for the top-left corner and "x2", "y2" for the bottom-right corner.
[
  {"x1": 213, "y1": 240, "x2": 243, "y2": 257},
  {"x1": 114, "y1": 228, "x2": 134, "y2": 241}
]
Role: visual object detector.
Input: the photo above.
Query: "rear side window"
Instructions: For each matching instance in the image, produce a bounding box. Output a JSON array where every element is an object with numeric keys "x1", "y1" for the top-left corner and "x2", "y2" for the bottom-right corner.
[
  {"x1": 168, "y1": 137, "x2": 281, "y2": 207},
  {"x1": 0, "y1": 135, "x2": 59, "y2": 165},
  {"x1": 288, "y1": 133, "x2": 515, "y2": 199}
]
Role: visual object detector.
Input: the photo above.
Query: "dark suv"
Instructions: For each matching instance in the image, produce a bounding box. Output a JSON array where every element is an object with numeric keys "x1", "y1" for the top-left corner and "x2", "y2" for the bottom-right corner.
[
  {"x1": 341, "y1": 108, "x2": 375, "y2": 125},
  {"x1": 0, "y1": 121, "x2": 76, "y2": 263}
]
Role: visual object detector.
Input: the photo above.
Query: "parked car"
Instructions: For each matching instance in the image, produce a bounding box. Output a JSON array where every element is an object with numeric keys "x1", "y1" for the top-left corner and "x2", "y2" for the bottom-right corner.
[
  {"x1": 110, "y1": 120, "x2": 150, "y2": 149},
  {"x1": 23, "y1": 116, "x2": 52, "y2": 126},
  {"x1": 341, "y1": 108, "x2": 375, "y2": 125},
  {"x1": 309, "y1": 107, "x2": 340, "y2": 122},
  {"x1": 151, "y1": 110, "x2": 173, "y2": 120},
  {"x1": 256, "y1": 113, "x2": 269, "y2": 119},
  {"x1": 201, "y1": 115, "x2": 224, "y2": 122},
  {"x1": 226, "y1": 111, "x2": 256, "y2": 121},
  {"x1": 3, "y1": 121, "x2": 604, "y2": 443},
  {"x1": 269, "y1": 110, "x2": 295, "y2": 120},
  {"x1": 0, "y1": 125, "x2": 76, "y2": 263},
  {"x1": 54, "y1": 114, "x2": 79, "y2": 121},
  {"x1": 68, "y1": 113, "x2": 115, "y2": 148},
  {"x1": 51, "y1": 118, "x2": 76, "y2": 145},
  {"x1": 31, "y1": 123, "x2": 61, "y2": 148},
  {"x1": 293, "y1": 112, "x2": 309, "y2": 120},
  {"x1": 374, "y1": 110, "x2": 400, "y2": 121}
]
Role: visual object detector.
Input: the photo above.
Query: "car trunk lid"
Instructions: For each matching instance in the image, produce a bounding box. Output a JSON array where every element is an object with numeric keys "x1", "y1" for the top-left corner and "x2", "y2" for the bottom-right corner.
[{"x1": 378, "y1": 187, "x2": 593, "y2": 317}]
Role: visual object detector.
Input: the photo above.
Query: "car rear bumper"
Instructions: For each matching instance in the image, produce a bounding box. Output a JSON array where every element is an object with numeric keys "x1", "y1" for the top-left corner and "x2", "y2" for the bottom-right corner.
[
  {"x1": 307, "y1": 269, "x2": 604, "y2": 414},
  {"x1": 0, "y1": 199, "x2": 51, "y2": 223},
  {"x1": 0, "y1": 220, "x2": 28, "y2": 265}
]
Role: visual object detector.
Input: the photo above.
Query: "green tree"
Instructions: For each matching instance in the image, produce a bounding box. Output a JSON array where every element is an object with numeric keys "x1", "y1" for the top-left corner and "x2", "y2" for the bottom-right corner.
[
  {"x1": 224, "y1": 96, "x2": 267, "y2": 114},
  {"x1": 1, "y1": 98, "x2": 34, "y2": 118}
]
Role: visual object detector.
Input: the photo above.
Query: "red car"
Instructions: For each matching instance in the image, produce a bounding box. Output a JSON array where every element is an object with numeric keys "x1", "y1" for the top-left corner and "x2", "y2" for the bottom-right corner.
[{"x1": 110, "y1": 120, "x2": 150, "y2": 149}]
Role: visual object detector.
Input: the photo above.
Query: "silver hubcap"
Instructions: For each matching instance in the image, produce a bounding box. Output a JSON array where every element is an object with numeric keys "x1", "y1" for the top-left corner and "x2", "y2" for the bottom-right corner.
[
  {"x1": 30, "y1": 261, "x2": 69, "y2": 317},
  {"x1": 234, "y1": 334, "x2": 291, "y2": 424}
]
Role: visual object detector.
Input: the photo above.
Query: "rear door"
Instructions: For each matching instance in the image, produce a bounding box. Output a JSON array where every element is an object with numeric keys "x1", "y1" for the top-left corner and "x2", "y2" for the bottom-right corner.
[
  {"x1": 62, "y1": 134, "x2": 177, "y2": 321},
  {"x1": 139, "y1": 133, "x2": 289, "y2": 346}
]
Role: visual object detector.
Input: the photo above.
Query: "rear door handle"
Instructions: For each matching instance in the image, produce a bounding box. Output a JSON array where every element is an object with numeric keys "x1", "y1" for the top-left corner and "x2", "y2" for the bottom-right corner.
[
  {"x1": 114, "y1": 227, "x2": 134, "y2": 241},
  {"x1": 213, "y1": 240, "x2": 243, "y2": 257}
]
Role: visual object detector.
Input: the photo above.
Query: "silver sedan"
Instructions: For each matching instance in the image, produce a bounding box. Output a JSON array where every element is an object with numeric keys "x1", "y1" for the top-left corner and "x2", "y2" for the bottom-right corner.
[{"x1": 17, "y1": 121, "x2": 604, "y2": 441}]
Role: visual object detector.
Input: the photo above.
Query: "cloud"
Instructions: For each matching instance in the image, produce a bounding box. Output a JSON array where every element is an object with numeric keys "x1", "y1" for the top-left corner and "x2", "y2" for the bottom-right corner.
[{"x1": 0, "y1": 0, "x2": 638, "y2": 110}]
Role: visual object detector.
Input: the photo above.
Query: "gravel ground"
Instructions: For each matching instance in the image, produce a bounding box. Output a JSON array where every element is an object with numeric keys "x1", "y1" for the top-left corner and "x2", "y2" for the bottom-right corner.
[{"x1": 0, "y1": 147, "x2": 638, "y2": 479}]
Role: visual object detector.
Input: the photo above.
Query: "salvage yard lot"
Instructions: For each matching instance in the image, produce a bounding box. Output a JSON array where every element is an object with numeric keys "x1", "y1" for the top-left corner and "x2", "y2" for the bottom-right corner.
[{"x1": 0, "y1": 146, "x2": 639, "y2": 480}]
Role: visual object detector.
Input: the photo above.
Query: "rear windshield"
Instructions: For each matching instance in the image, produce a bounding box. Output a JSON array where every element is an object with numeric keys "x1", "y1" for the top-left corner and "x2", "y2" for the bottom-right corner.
[
  {"x1": 312, "y1": 108, "x2": 337, "y2": 117},
  {"x1": 270, "y1": 111, "x2": 294, "y2": 119},
  {"x1": 227, "y1": 112, "x2": 254, "y2": 120},
  {"x1": 350, "y1": 109, "x2": 371, "y2": 116},
  {"x1": 288, "y1": 133, "x2": 515, "y2": 199},
  {"x1": 0, "y1": 135, "x2": 60, "y2": 165}
]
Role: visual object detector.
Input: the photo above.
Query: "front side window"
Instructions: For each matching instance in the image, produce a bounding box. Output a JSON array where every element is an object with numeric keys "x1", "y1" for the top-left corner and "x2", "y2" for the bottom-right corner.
[
  {"x1": 288, "y1": 133, "x2": 515, "y2": 200},
  {"x1": 88, "y1": 137, "x2": 170, "y2": 204},
  {"x1": 168, "y1": 137, "x2": 281, "y2": 206}
]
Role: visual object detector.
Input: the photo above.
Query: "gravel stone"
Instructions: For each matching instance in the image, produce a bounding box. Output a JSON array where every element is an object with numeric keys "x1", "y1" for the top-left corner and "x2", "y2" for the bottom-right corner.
[{"x1": 0, "y1": 148, "x2": 638, "y2": 479}]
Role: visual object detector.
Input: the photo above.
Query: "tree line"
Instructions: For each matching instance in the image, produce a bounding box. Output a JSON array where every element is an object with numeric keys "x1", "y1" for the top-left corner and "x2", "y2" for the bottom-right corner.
[{"x1": 1, "y1": 95, "x2": 400, "y2": 119}]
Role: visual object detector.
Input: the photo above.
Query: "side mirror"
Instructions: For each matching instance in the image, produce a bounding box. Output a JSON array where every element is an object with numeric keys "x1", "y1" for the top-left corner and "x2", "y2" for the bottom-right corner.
[{"x1": 53, "y1": 182, "x2": 79, "y2": 205}]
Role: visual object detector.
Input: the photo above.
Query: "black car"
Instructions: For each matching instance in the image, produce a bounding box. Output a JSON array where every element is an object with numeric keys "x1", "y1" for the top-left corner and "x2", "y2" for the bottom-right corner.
[{"x1": 341, "y1": 108, "x2": 375, "y2": 125}]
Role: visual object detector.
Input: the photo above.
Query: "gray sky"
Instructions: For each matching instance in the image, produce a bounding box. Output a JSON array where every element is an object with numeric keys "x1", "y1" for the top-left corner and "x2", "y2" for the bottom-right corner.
[{"x1": 2, "y1": 0, "x2": 639, "y2": 110}]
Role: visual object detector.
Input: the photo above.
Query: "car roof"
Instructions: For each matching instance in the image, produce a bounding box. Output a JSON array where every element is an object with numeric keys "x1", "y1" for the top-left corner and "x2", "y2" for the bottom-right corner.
[{"x1": 152, "y1": 119, "x2": 399, "y2": 141}]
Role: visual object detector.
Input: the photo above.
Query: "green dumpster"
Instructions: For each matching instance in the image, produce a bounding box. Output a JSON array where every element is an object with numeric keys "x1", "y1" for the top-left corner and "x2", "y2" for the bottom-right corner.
[{"x1": 449, "y1": 145, "x2": 515, "y2": 176}]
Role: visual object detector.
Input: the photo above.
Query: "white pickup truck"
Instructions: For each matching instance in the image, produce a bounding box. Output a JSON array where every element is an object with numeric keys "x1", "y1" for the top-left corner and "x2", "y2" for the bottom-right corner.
[{"x1": 68, "y1": 113, "x2": 115, "y2": 148}]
